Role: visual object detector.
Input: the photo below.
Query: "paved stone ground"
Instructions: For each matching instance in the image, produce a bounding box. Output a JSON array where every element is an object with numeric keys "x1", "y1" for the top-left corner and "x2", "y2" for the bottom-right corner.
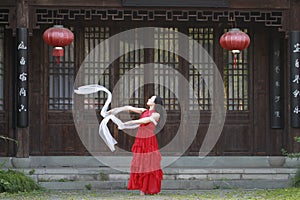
[
  {"x1": 0, "y1": 190, "x2": 251, "y2": 200},
  {"x1": 0, "y1": 189, "x2": 288, "y2": 200},
  {"x1": 2, "y1": 187, "x2": 300, "y2": 200}
]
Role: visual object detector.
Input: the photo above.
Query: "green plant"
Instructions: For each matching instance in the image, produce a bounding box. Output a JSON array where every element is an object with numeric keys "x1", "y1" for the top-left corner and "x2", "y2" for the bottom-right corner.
[
  {"x1": 281, "y1": 137, "x2": 300, "y2": 159},
  {"x1": 0, "y1": 162, "x2": 5, "y2": 169},
  {"x1": 28, "y1": 169, "x2": 35, "y2": 175},
  {"x1": 0, "y1": 169, "x2": 41, "y2": 193},
  {"x1": 292, "y1": 168, "x2": 300, "y2": 187},
  {"x1": 85, "y1": 183, "x2": 92, "y2": 190},
  {"x1": 99, "y1": 172, "x2": 108, "y2": 181},
  {"x1": 281, "y1": 136, "x2": 300, "y2": 187}
]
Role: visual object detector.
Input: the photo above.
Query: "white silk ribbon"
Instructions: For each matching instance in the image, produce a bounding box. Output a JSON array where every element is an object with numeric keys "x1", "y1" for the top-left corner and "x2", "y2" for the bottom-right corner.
[{"x1": 74, "y1": 84, "x2": 139, "y2": 152}]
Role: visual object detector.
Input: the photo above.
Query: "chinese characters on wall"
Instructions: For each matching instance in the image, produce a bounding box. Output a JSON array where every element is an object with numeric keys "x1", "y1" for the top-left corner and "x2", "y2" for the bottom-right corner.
[
  {"x1": 270, "y1": 37, "x2": 284, "y2": 128},
  {"x1": 17, "y1": 28, "x2": 28, "y2": 127},
  {"x1": 290, "y1": 31, "x2": 300, "y2": 128}
]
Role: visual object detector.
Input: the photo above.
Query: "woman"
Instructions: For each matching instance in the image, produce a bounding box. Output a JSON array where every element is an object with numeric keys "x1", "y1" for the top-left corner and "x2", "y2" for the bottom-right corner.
[{"x1": 108, "y1": 96, "x2": 164, "y2": 195}]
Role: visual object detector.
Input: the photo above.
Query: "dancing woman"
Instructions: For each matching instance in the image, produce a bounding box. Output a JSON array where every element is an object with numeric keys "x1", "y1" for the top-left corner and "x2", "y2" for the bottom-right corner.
[{"x1": 108, "y1": 96, "x2": 164, "y2": 195}]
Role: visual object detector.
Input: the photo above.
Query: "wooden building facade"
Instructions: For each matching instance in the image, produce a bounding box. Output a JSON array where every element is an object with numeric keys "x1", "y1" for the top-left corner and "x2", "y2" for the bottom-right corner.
[{"x1": 0, "y1": 0, "x2": 300, "y2": 158}]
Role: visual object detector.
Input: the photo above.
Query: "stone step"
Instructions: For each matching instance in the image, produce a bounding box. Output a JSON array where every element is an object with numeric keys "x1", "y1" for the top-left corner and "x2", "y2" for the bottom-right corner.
[
  {"x1": 39, "y1": 179, "x2": 290, "y2": 190},
  {"x1": 1, "y1": 156, "x2": 299, "y2": 190},
  {"x1": 2, "y1": 156, "x2": 300, "y2": 168},
  {"x1": 40, "y1": 181, "x2": 127, "y2": 190},
  {"x1": 18, "y1": 167, "x2": 297, "y2": 182},
  {"x1": 16, "y1": 166, "x2": 296, "y2": 191},
  {"x1": 18, "y1": 167, "x2": 298, "y2": 175}
]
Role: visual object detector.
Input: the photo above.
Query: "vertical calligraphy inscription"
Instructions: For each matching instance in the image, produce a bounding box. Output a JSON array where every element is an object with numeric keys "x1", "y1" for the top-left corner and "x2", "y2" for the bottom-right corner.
[
  {"x1": 270, "y1": 36, "x2": 284, "y2": 128},
  {"x1": 17, "y1": 28, "x2": 28, "y2": 128},
  {"x1": 290, "y1": 31, "x2": 300, "y2": 128}
]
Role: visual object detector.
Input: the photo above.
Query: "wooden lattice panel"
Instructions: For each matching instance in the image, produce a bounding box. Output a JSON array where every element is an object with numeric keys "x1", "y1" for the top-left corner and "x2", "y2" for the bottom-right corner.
[
  {"x1": 0, "y1": 9, "x2": 9, "y2": 24},
  {"x1": 35, "y1": 9, "x2": 283, "y2": 27}
]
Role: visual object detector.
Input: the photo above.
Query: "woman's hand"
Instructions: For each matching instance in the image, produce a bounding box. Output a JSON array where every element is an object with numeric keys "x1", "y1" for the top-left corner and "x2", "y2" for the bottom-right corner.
[
  {"x1": 106, "y1": 109, "x2": 114, "y2": 115},
  {"x1": 106, "y1": 106, "x2": 128, "y2": 115},
  {"x1": 105, "y1": 109, "x2": 115, "y2": 115}
]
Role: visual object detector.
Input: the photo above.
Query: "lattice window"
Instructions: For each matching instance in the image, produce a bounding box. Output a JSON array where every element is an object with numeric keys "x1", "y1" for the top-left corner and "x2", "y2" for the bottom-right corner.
[
  {"x1": 118, "y1": 29, "x2": 145, "y2": 107},
  {"x1": 188, "y1": 27, "x2": 214, "y2": 110},
  {"x1": 223, "y1": 29, "x2": 249, "y2": 111},
  {"x1": 49, "y1": 27, "x2": 75, "y2": 110},
  {"x1": 154, "y1": 27, "x2": 180, "y2": 110},
  {"x1": 0, "y1": 9, "x2": 9, "y2": 25},
  {"x1": 0, "y1": 27, "x2": 3, "y2": 110},
  {"x1": 83, "y1": 27, "x2": 110, "y2": 110}
]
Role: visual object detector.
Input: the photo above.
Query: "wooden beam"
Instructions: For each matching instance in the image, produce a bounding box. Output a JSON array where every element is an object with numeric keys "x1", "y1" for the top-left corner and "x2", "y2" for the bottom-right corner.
[
  {"x1": 28, "y1": 0, "x2": 121, "y2": 7},
  {"x1": 229, "y1": 0, "x2": 290, "y2": 9},
  {"x1": 1, "y1": 0, "x2": 292, "y2": 9},
  {"x1": 122, "y1": 0, "x2": 229, "y2": 7},
  {"x1": 0, "y1": 0, "x2": 16, "y2": 6}
]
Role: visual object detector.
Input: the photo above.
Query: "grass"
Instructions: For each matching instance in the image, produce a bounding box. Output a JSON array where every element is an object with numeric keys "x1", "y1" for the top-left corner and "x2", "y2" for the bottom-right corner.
[{"x1": 1, "y1": 188, "x2": 300, "y2": 200}]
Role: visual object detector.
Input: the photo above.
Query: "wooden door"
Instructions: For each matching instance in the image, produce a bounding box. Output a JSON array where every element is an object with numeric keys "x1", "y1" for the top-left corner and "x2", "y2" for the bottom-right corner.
[
  {"x1": 0, "y1": 27, "x2": 14, "y2": 156},
  {"x1": 30, "y1": 26, "x2": 88, "y2": 155}
]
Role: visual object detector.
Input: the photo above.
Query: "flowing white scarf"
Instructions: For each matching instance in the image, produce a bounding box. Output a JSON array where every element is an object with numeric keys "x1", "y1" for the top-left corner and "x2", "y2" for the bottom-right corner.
[{"x1": 74, "y1": 84, "x2": 141, "y2": 152}]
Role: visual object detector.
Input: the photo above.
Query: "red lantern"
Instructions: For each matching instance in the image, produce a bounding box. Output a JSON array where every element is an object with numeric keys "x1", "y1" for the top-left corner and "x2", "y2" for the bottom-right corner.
[
  {"x1": 43, "y1": 25, "x2": 74, "y2": 64},
  {"x1": 219, "y1": 28, "x2": 250, "y2": 68}
]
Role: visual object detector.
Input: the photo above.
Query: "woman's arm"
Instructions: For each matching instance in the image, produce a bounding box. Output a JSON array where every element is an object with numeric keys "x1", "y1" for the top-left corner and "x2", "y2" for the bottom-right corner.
[
  {"x1": 107, "y1": 106, "x2": 146, "y2": 115},
  {"x1": 126, "y1": 106, "x2": 146, "y2": 114},
  {"x1": 123, "y1": 113, "x2": 160, "y2": 125}
]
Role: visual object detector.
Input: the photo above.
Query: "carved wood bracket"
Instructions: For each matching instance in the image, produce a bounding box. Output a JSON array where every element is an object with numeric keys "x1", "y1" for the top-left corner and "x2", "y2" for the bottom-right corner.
[{"x1": 0, "y1": 8, "x2": 287, "y2": 32}]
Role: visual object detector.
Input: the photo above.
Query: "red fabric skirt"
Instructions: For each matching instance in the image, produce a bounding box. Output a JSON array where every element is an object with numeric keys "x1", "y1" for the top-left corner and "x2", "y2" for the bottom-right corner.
[{"x1": 127, "y1": 126, "x2": 163, "y2": 194}]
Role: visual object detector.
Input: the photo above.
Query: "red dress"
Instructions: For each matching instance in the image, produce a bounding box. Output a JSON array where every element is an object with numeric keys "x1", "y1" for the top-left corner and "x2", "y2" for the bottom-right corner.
[{"x1": 127, "y1": 109, "x2": 163, "y2": 194}]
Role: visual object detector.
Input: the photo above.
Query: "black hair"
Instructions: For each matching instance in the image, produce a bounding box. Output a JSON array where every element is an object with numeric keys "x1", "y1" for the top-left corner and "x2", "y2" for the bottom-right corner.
[
  {"x1": 154, "y1": 96, "x2": 163, "y2": 106},
  {"x1": 154, "y1": 96, "x2": 165, "y2": 134}
]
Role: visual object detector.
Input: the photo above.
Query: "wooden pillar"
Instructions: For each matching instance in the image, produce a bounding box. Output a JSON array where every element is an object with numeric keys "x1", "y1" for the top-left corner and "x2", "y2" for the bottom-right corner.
[
  {"x1": 291, "y1": 0, "x2": 300, "y2": 31},
  {"x1": 16, "y1": 0, "x2": 29, "y2": 158}
]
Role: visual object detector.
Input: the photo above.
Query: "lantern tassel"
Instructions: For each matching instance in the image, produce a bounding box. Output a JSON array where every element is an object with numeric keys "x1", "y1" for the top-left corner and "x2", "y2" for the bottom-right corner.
[
  {"x1": 53, "y1": 47, "x2": 64, "y2": 64},
  {"x1": 232, "y1": 50, "x2": 240, "y2": 69},
  {"x1": 233, "y1": 54, "x2": 237, "y2": 69},
  {"x1": 55, "y1": 57, "x2": 60, "y2": 64}
]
